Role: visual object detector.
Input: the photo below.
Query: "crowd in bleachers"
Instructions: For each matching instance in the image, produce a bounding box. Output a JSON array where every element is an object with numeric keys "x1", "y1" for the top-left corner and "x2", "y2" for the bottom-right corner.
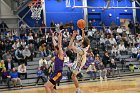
[{"x1": 0, "y1": 20, "x2": 140, "y2": 89}]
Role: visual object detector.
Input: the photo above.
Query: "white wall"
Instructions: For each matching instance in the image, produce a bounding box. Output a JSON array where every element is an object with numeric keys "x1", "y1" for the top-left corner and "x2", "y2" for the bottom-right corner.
[{"x1": 0, "y1": 0, "x2": 18, "y2": 28}]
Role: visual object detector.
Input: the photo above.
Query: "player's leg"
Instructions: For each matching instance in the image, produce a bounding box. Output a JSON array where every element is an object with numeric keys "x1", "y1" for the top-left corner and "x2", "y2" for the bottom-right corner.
[
  {"x1": 51, "y1": 88, "x2": 58, "y2": 93},
  {"x1": 45, "y1": 72, "x2": 62, "y2": 93},
  {"x1": 71, "y1": 73, "x2": 79, "y2": 88},
  {"x1": 71, "y1": 72, "x2": 82, "y2": 93},
  {"x1": 44, "y1": 80, "x2": 54, "y2": 93}
]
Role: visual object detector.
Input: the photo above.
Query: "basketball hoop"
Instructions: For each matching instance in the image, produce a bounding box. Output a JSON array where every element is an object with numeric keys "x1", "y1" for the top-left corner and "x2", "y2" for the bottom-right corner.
[{"x1": 29, "y1": 0, "x2": 43, "y2": 20}]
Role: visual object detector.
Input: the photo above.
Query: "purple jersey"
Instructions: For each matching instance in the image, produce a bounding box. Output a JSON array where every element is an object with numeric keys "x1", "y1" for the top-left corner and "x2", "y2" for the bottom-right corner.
[{"x1": 54, "y1": 54, "x2": 64, "y2": 72}]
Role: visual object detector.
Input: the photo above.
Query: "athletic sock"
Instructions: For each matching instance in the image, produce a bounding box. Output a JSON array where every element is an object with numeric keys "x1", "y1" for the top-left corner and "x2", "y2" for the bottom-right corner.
[{"x1": 76, "y1": 88, "x2": 80, "y2": 91}]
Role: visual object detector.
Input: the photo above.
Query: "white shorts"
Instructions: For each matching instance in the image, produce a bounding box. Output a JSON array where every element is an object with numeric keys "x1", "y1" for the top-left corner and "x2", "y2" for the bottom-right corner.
[{"x1": 71, "y1": 62, "x2": 81, "y2": 75}]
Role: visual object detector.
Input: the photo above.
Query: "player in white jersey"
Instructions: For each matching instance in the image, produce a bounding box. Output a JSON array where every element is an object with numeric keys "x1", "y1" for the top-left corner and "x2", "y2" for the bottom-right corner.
[{"x1": 68, "y1": 29, "x2": 90, "y2": 93}]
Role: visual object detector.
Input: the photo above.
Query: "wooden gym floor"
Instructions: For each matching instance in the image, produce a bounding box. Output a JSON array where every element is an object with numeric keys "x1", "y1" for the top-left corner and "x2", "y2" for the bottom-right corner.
[{"x1": 1, "y1": 76, "x2": 140, "y2": 93}]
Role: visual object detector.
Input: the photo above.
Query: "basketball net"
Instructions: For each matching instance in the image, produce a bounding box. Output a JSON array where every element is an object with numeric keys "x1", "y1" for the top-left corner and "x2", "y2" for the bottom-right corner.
[
  {"x1": 29, "y1": 0, "x2": 43, "y2": 20},
  {"x1": 66, "y1": 0, "x2": 71, "y2": 7}
]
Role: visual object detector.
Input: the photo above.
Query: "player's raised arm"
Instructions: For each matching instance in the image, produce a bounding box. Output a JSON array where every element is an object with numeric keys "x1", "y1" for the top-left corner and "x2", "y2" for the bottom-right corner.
[
  {"x1": 52, "y1": 32, "x2": 57, "y2": 47},
  {"x1": 58, "y1": 31, "x2": 64, "y2": 59},
  {"x1": 58, "y1": 32, "x2": 62, "y2": 50},
  {"x1": 81, "y1": 29, "x2": 85, "y2": 39},
  {"x1": 68, "y1": 31, "x2": 77, "y2": 51}
]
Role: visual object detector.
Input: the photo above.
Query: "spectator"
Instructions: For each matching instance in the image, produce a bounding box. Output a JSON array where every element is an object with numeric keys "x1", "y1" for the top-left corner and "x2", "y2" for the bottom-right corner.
[
  {"x1": 63, "y1": 29, "x2": 70, "y2": 39},
  {"x1": 39, "y1": 57, "x2": 48, "y2": 67},
  {"x1": 34, "y1": 21, "x2": 40, "y2": 33},
  {"x1": 131, "y1": 45, "x2": 138, "y2": 58},
  {"x1": 40, "y1": 21, "x2": 46, "y2": 34},
  {"x1": 46, "y1": 35, "x2": 52, "y2": 46},
  {"x1": 88, "y1": 20, "x2": 92, "y2": 30},
  {"x1": 55, "y1": 22, "x2": 60, "y2": 32},
  {"x1": 0, "y1": 21, "x2": 8, "y2": 33},
  {"x1": 94, "y1": 55, "x2": 101, "y2": 65},
  {"x1": 110, "y1": 57, "x2": 120, "y2": 77},
  {"x1": 117, "y1": 26, "x2": 123, "y2": 35},
  {"x1": 15, "y1": 47, "x2": 25, "y2": 65},
  {"x1": 28, "y1": 43, "x2": 35, "y2": 58},
  {"x1": 18, "y1": 64, "x2": 27, "y2": 79},
  {"x1": 87, "y1": 29, "x2": 94, "y2": 40},
  {"x1": 1, "y1": 68, "x2": 11, "y2": 88},
  {"x1": 50, "y1": 20, "x2": 55, "y2": 31},
  {"x1": 20, "y1": 22, "x2": 28, "y2": 38},
  {"x1": 118, "y1": 42, "x2": 127, "y2": 55},
  {"x1": 86, "y1": 63, "x2": 97, "y2": 80},
  {"x1": 39, "y1": 43, "x2": 47, "y2": 57},
  {"x1": 97, "y1": 62, "x2": 107, "y2": 81},
  {"x1": 2, "y1": 50, "x2": 12, "y2": 60},
  {"x1": 92, "y1": 47, "x2": 99, "y2": 56},
  {"x1": 0, "y1": 60, "x2": 5, "y2": 72},
  {"x1": 128, "y1": 21, "x2": 134, "y2": 34},
  {"x1": 36, "y1": 67, "x2": 45, "y2": 85},
  {"x1": 104, "y1": 36, "x2": 111, "y2": 50},
  {"x1": 5, "y1": 58, "x2": 14, "y2": 71},
  {"x1": 109, "y1": 35, "x2": 117, "y2": 45},
  {"x1": 13, "y1": 34, "x2": 20, "y2": 41},
  {"x1": 102, "y1": 52, "x2": 111, "y2": 68},
  {"x1": 59, "y1": 22, "x2": 64, "y2": 30},
  {"x1": 85, "y1": 52, "x2": 94, "y2": 68},
  {"x1": 5, "y1": 40, "x2": 12, "y2": 51},
  {"x1": 116, "y1": 33, "x2": 122, "y2": 44},
  {"x1": 20, "y1": 39, "x2": 27, "y2": 47},
  {"x1": 9, "y1": 68, "x2": 22, "y2": 88},
  {"x1": 28, "y1": 33, "x2": 34, "y2": 44},
  {"x1": 12, "y1": 40, "x2": 21, "y2": 50},
  {"x1": 0, "y1": 41, "x2": 5, "y2": 55},
  {"x1": 111, "y1": 44, "x2": 118, "y2": 56},
  {"x1": 41, "y1": 62, "x2": 52, "y2": 81},
  {"x1": 94, "y1": 31, "x2": 100, "y2": 46},
  {"x1": 22, "y1": 34, "x2": 28, "y2": 41},
  {"x1": 69, "y1": 21, "x2": 74, "y2": 30},
  {"x1": 22, "y1": 46, "x2": 33, "y2": 62},
  {"x1": 106, "y1": 27, "x2": 112, "y2": 34},
  {"x1": 100, "y1": 35, "x2": 105, "y2": 51}
]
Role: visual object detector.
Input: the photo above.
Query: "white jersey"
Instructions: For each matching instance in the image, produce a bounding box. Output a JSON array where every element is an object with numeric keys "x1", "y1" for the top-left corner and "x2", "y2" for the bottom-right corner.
[
  {"x1": 71, "y1": 46, "x2": 89, "y2": 75},
  {"x1": 76, "y1": 47, "x2": 88, "y2": 69}
]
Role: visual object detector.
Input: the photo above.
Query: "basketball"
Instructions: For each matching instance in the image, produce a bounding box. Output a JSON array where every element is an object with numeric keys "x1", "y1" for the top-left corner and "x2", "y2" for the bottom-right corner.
[{"x1": 77, "y1": 19, "x2": 86, "y2": 29}]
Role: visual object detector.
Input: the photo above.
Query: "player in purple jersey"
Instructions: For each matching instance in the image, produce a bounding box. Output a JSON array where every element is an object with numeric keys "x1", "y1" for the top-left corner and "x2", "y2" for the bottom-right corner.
[{"x1": 44, "y1": 32, "x2": 64, "y2": 93}]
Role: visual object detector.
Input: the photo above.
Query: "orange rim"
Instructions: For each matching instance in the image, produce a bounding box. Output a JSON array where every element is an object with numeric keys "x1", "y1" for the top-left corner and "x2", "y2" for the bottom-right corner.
[{"x1": 28, "y1": 0, "x2": 42, "y2": 7}]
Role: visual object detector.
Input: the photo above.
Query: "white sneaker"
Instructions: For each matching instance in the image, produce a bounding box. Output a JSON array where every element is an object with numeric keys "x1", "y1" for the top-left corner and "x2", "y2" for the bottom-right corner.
[
  {"x1": 89, "y1": 79, "x2": 93, "y2": 81},
  {"x1": 76, "y1": 89, "x2": 83, "y2": 93},
  {"x1": 100, "y1": 77, "x2": 103, "y2": 81},
  {"x1": 104, "y1": 76, "x2": 107, "y2": 80}
]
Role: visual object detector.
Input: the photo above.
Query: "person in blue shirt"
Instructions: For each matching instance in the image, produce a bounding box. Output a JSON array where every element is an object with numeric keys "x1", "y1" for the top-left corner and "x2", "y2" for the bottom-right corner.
[
  {"x1": 22, "y1": 34, "x2": 28, "y2": 41},
  {"x1": 9, "y1": 68, "x2": 22, "y2": 88},
  {"x1": 36, "y1": 67, "x2": 45, "y2": 85},
  {"x1": 13, "y1": 34, "x2": 20, "y2": 41}
]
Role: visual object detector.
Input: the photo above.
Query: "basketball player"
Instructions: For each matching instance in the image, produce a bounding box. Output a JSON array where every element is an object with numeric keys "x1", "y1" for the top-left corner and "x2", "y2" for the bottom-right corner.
[
  {"x1": 44, "y1": 32, "x2": 64, "y2": 93},
  {"x1": 68, "y1": 29, "x2": 90, "y2": 93}
]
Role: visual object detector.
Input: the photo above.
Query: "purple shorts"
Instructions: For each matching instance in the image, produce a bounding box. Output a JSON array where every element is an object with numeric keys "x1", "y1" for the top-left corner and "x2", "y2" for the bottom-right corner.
[{"x1": 49, "y1": 71, "x2": 62, "y2": 85}]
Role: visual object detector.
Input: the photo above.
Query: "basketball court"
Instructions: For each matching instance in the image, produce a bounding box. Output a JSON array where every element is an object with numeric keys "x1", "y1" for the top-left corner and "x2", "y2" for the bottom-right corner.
[
  {"x1": 0, "y1": 0, "x2": 140, "y2": 93},
  {"x1": 1, "y1": 76, "x2": 140, "y2": 93}
]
